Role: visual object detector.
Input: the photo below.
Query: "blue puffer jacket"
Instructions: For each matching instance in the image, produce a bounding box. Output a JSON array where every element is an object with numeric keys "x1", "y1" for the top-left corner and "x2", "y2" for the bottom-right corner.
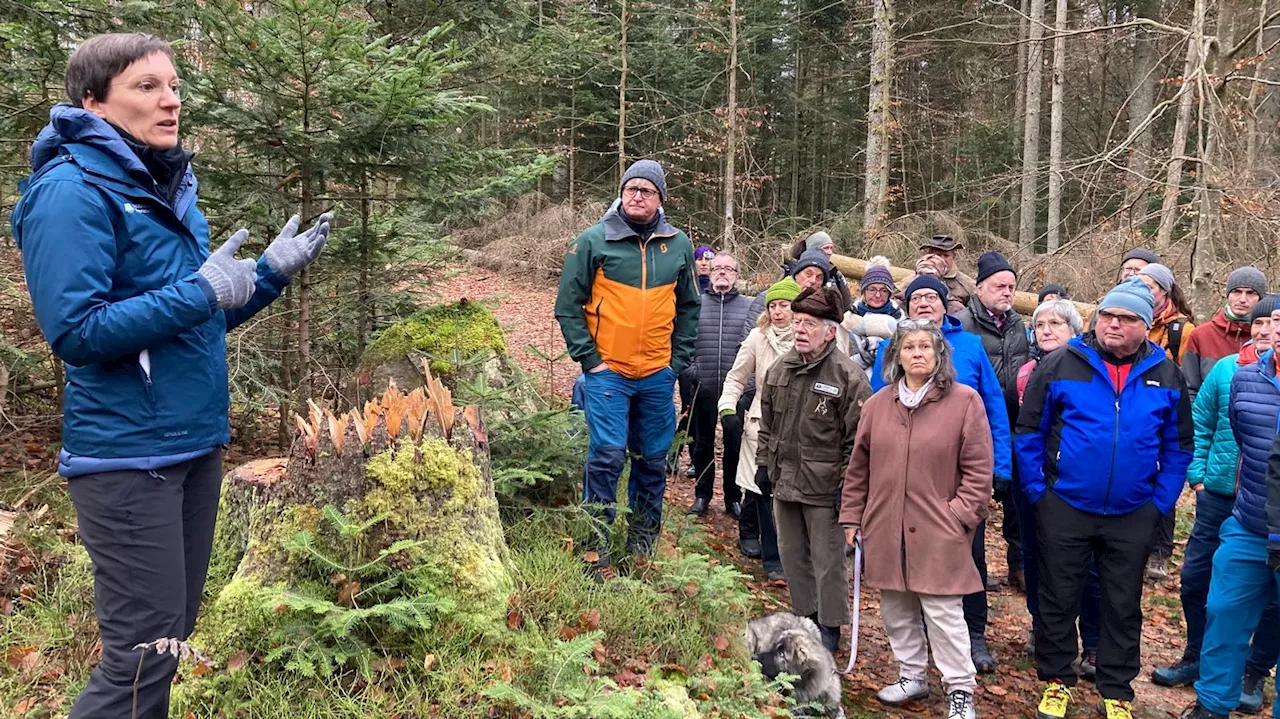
[
  {"x1": 12, "y1": 105, "x2": 289, "y2": 476},
  {"x1": 1229, "y1": 349, "x2": 1280, "y2": 536},
  {"x1": 870, "y1": 315, "x2": 1012, "y2": 481},
  {"x1": 1015, "y1": 335, "x2": 1193, "y2": 516}
]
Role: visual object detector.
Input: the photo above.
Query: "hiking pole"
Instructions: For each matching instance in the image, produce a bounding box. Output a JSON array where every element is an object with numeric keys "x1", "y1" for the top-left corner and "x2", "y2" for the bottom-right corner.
[{"x1": 841, "y1": 533, "x2": 862, "y2": 675}]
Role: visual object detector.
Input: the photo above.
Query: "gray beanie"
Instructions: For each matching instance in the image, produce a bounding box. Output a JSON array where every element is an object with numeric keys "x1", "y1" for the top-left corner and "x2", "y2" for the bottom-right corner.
[
  {"x1": 791, "y1": 248, "x2": 831, "y2": 284},
  {"x1": 620, "y1": 160, "x2": 667, "y2": 202},
  {"x1": 1227, "y1": 266, "x2": 1268, "y2": 297},
  {"x1": 1138, "y1": 263, "x2": 1175, "y2": 292},
  {"x1": 805, "y1": 231, "x2": 835, "y2": 252},
  {"x1": 1099, "y1": 277, "x2": 1156, "y2": 328},
  {"x1": 1122, "y1": 247, "x2": 1160, "y2": 265},
  {"x1": 1249, "y1": 294, "x2": 1280, "y2": 322}
]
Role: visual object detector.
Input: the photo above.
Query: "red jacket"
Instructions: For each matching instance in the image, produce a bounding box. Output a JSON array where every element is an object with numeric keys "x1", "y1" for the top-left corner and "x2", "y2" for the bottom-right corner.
[{"x1": 1183, "y1": 308, "x2": 1251, "y2": 395}]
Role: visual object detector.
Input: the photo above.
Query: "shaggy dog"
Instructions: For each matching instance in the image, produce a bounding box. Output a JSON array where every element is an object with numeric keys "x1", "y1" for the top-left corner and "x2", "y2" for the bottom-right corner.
[{"x1": 745, "y1": 612, "x2": 845, "y2": 718}]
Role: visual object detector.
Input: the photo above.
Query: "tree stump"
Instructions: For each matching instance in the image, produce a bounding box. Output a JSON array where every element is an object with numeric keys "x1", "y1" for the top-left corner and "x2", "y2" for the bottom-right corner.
[
  {"x1": 357, "y1": 299, "x2": 511, "y2": 393},
  {"x1": 193, "y1": 372, "x2": 512, "y2": 662}
]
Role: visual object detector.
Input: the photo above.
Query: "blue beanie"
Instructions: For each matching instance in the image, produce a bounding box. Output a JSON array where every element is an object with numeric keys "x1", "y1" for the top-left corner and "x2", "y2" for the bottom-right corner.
[
  {"x1": 904, "y1": 274, "x2": 949, "y2": 307},
  {"x1": 1098, "y1": 277, "x2": 1155, "y2": 328}
]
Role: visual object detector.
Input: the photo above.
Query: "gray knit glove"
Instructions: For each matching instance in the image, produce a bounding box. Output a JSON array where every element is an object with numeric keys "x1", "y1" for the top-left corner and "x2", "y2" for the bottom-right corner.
[
  {"x1": 197, "y1": 229, "x2": 257, "y2": 310},
  {"x1": 262, "y1": 212, "x2": 333, "y2": 280}
]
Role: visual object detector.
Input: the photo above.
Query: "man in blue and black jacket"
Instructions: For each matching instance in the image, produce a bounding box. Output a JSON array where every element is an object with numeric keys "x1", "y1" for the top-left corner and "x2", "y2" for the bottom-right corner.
[
  {"x1": 1182, "y1": 317, "x2": 1280, "y2": 719},
  {"x1": 1016, "y1": 278, "x2": 1192, "y2": 719}
]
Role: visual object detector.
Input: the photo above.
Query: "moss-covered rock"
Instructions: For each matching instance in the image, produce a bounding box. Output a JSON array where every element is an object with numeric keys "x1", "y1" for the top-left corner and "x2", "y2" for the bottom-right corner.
[{"x1": 360, "y1": 299, "x2": 507, "y2": 389}]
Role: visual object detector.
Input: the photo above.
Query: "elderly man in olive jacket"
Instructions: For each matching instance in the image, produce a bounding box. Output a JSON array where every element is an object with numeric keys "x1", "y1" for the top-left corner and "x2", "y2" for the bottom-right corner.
[{"x1": 759, "y1": 285, "x2": 872, "y2": 653}]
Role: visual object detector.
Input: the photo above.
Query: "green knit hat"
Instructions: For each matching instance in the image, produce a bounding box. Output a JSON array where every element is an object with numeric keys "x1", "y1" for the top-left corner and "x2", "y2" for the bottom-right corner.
[{"x1": 765, "y1": 277, "x2": 803, "y2": 305}]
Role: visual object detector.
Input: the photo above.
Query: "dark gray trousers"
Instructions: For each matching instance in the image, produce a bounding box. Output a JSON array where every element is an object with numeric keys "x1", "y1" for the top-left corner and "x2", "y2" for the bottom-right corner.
[{"x1": 68, "y1": 449, "x2": 224, "y2": 719}]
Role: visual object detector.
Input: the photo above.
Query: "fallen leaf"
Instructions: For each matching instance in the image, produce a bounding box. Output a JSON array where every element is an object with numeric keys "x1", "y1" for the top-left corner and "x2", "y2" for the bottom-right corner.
[
  {"x1": 713, "y1": 636, "x2": 729, "y2": 654},
  {"x1": 337, "y1": 580, "x2": 361, "y2": 607},
  {"x1": 507, "y1": 607, "x2": 523, "y2": 631},
  {"x1": 556, "y1": 626, "x2": 579, "y2": 641},
  {"x1": 191, "y1": 662, "x2": 211, "y2": 677},
  {"x1": 372, "y1": 657, "x2": 405, "y2": 673},
  {"x1": 985, "y1": 685, "x2": 1008, "y2": 696},
  {"x1": 329, "y1": 573, "x2": 348, "y2": 586},
  {"x1": 226, "y1": 651, "x2": 248, "y2": 672},
  {"x1": 12, "y1": 698, "x2": 38, "y2": 714},
  {"x1": 4, "y1": 646, "x2": 36, "y2": 669},
  {"x1": 423, "y1": 654, "x2": 437, "y2": 672},
  {"x1": 683, "y1": 582, "x2": 699, "y2": 597},
  {"x1": 583, "y1": 551, "x2": 600, "y2": 564},
  {"x1": 577, "y1": 608, "x2": 601, "y2": 632},
  {"x1": 614, "y1": 668, "x2": 643, "y2": 687}
]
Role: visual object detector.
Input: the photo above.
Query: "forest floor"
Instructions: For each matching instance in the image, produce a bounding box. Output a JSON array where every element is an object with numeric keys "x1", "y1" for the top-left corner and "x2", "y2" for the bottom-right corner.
[{"x1": 422, "y1": 265, "x2": 1243, "y2": 719}]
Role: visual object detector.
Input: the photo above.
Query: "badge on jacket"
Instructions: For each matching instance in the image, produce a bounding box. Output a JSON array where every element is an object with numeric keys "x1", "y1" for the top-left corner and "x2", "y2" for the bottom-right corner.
[{"x1": 812, "y1": 382, "x2": 841, "y2": 397}]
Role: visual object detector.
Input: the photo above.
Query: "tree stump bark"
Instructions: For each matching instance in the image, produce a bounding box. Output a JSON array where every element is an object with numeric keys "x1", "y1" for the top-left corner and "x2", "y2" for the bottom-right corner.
[{"x1": 194, "y1": 375, "x2": 512, "y2": 662}]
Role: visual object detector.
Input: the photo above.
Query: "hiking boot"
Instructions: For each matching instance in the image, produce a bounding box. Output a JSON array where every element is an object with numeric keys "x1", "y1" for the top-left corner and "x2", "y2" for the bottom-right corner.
[
  {"x1": 727, "y1": 501, "x2": 742, "y2": 520},
  {"x1": 688, "y1": 497, "x2": 709, "y2": 515},
  {"x1": 970, "y1": 633, "x2": 995, "y2": 674},
  {"x1": 1036, "y1": 680, "x2": 1071, "y2": 719},
  {"x1": 1152, "y1": 659, "x2": 1199, "y2": 687},
  {"x1": 1146, "y1": 554, "x2": 1169, "y2": 581},
  {"x1": 946, "y1": 690, "x2": 976, "y2": 719},
  {"x1": 739, "y1": 537, "x2": 762, "y2": 558},
  {"x1": 876, "y1": 677, "x2": 929, "y2": 706},
  {"x1": 1100, "y1": 698, "x2": 1133, "y2": 719},
  {"x1": 684, "y1": 465, "x2": 696, "y2": 479},
  {"x1": 1008, "y1": 568, "x2": 1026, "y2": 593},
  {"x1": 765, "y1": 569, "x2": 786, "y2": 582},
  {"x1": 1178, "y1": 703, "x2": 1227, "y2": 719},
  {"x1": 1239, "y1": 671, "x2": 1266, "y2": 714},
  {"x1": 1077, "y1": 650, "x2": 1097, "y2": 682},
  {"x1": 817, "y1": 623, "x2": 840, "y2": 652}
]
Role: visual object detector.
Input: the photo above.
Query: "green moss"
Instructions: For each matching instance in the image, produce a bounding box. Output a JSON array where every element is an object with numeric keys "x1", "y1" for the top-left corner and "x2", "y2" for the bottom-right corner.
[
  {"x1": 360, "y1": 300, "x2": 507, "y2": 374},
  {"x1": 189, "y1": 576, "x2": 285, "y2": 661},
  {"x1": 356, "y1": 437, "x2": 511, "y2": 616}
]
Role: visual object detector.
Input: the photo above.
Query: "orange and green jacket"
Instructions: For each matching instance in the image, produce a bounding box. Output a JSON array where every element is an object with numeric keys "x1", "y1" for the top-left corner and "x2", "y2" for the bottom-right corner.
[{"x1": 554, "y1": 202, "x2": 701, "y2": 379}]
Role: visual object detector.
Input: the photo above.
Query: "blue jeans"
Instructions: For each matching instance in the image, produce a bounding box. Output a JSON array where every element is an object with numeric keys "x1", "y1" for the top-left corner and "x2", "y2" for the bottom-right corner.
[
  {"x1": 581, "y1": 366, "x2": 677, "y2": 554},
  {"x1": 1180, "y1": 490, "x2": 1280, "y2": 670},
  {"x1": 1194, "y1": 517, "x2": 1280, "y2": 716},
  {"x1": 1018, "y1": 479, "x2": 1101, "y2": 652}
]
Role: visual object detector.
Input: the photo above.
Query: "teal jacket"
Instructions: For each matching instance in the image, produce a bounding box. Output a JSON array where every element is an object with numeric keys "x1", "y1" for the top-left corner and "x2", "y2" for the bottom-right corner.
[{"x1": 1190, "y1": 350, "x2": 1251, "y2": 496}]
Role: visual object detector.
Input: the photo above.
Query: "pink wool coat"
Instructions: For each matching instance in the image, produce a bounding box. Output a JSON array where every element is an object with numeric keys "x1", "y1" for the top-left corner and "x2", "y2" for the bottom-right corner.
[{"x1": 839, "y1": 382, "x2": 993, "y2": 596}]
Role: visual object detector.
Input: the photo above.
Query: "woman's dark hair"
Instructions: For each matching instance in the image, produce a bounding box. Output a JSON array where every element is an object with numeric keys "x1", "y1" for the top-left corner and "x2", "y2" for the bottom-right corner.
[
  {"x1": 65, "y1": 33, "x2": 174, "y2": 107},
  {"x1": 1168, "y1": 282, "x2": 1197, "y2": 324}
]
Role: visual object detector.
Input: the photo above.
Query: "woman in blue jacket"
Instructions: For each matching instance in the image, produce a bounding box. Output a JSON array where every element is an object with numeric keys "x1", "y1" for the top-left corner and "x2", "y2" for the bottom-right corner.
[{"x1": 12, "y1": 34, "x2": 331, "y2": 718}]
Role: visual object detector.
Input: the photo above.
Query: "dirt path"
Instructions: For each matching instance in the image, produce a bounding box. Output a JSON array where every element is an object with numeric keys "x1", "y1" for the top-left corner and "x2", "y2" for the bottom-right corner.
[{"x1": 427, "y1": 265, "x2": 1217, "y2": 719}]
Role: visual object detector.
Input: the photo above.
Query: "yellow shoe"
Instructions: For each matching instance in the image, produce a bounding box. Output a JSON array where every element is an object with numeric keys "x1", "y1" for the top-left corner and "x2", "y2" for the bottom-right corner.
[
  {"x1": 1036, "y1": 681, "x2": 1071, "y2": 719},
  {"x1": 1100, "y1": 698, "x2": 1133, "y2": 719}
]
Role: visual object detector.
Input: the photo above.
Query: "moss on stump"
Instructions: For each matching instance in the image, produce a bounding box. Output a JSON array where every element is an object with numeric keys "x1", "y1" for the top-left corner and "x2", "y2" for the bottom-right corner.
[{"x1": 360, "y1": 299, "x2": 507, "y2": 389}]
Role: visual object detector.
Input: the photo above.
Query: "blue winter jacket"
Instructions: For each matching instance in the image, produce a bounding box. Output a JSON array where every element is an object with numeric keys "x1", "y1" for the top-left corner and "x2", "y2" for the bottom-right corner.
[
  {"x1": 1015, "y1": 335, "x2": 1193, "y2": 516},
  {"x1": 1229, "y1": 349, "x2": 1280, "y2": 536},
  {"x1": 870, "y1": 315, "x2": 1012, "y2": 481},
  {"x1": 12, "y1": 105, "x2": 289, "y2": 476}
]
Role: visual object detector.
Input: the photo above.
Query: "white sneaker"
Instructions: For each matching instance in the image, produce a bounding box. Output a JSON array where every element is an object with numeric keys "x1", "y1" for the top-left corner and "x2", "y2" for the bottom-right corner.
[
  {"x1": 946, "y1": 690, "x2": 976, "y2": 719},
  {"x1": 877, "y1": 677, "x2": 929, "y2": 705}
]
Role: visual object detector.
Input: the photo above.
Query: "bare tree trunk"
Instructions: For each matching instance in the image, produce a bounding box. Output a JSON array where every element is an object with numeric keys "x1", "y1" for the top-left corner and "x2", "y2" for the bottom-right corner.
[
  {"x1": 298, "y1": 161, "x2": 313, "y2": 398},
  {"x1": 863, "y1": 0, "x2": 894, "y2": 237},
  {"x1": 617, "y1": 0, "x2": 628, "y2": 185},
  {"x1": 723, "y1": 0, "x2": 738, "y2": 252},
  {"x1": 1156, "y1": 0, "x2": 1207, "y2": 249},
  {"x1": 1010, "y1": 0, "x2": 1030, "y2": 241},
  {"x1": 1018, "y1": 0, "x2": 1047, "y2": 251},
  {"x1": 357, "y1": 168, "x2": 371, "y2": 359},
  {"x1": 1192, "y1": 0, "x2": 1239, "y2": 289},
  {"x1": 1125, "y1": 0, "x2": 1160, "y2": 224},
  {"x1": 568, "y1": 92, "x2": 577, "y2": 210},
  {"x1": 1046, "y1": 0, "x2": 1067, "y2": 252},
  {"x1": 790, "y1": 43, "x2": 801, "y2": 221}
]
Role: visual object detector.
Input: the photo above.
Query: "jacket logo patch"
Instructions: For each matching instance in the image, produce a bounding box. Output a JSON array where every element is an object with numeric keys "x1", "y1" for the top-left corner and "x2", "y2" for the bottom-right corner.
[
  {"x1": 660, "y1": 243, "x2": 668, "y2": 253},
  {"x1": 123, "y1": 202, "x2": 151, "y2": 215},
  {"x1": 1144, "y1": 379, "x2": 1162, "y2": 387},
  {"x1": 812, "y1": 382, "x2": 841, "y2": 397}
]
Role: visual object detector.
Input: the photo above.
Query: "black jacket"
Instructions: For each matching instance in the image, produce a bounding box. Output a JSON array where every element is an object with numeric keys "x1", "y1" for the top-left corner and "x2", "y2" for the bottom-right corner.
[
  {"x1": 956, "y1": 295, "x2": 1030, "y2": 389},
  {"x1": 693, "y1": 288, "x2": 755, "y2": 398}
]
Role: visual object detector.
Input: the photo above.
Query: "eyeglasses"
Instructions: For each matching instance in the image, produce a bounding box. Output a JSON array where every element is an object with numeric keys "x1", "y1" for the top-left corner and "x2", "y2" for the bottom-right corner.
[
  {"x1": 622, "y1": 186, "x2": 658, "y2": 200},
  {"x1": 711, "y1": 266, "x2": 738, "y2": 274},
  {"x1": 1034, "y1": 318, "x2": 1068, "y2": 331},
  {"x1": 792, "y1": 317, "x2": 825, "y2": 332},
  {"x1": 112, "y1": 78, "x2": 183, "y2": 101},
  {"x1": 1096, "y1": 310, "x2": 1144, "y2": 327},
  {"x1": 863, "y1": 285, "x2": 890, "y2": 295},
  {"x1": 909, "y1": 291, "x2": 941, "y2": 304}
]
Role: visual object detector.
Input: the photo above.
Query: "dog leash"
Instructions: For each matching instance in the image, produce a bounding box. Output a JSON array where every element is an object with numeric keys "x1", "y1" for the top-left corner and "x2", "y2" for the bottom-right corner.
[{"x1": 841, "y1": 534, "x2": 862, "y2": 674}]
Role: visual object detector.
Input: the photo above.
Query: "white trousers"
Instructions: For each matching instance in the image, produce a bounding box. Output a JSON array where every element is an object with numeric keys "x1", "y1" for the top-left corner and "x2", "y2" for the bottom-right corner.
[{"x1": 879, "y1": 589, "x2": 977, "y2": 694}]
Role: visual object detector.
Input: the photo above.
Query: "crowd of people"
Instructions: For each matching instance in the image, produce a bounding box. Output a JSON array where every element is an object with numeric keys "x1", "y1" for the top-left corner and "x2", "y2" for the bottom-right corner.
[{"x1": 556, "y1": 159, "x2": 1280, "y2": 719}]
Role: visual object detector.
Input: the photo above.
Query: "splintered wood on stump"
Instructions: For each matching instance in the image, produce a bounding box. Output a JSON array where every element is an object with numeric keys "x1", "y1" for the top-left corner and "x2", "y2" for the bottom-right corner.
[{"x1": 195, "y1": 364, "x2": 511, "y2": 661}]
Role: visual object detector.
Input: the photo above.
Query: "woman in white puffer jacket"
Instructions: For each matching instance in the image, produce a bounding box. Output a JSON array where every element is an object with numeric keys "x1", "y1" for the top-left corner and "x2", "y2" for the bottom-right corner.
[{"x1": 718, "y1": 276, "x2": 802, "y2": 581}]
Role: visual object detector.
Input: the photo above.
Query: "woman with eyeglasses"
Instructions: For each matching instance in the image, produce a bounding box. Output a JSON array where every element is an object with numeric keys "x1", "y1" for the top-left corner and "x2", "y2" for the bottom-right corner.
[
  {"x1": 841, "y1": 320, "x2": 993, "y2": 719},
  {"x1": 12, "y1": 33, "x2": 331, "y2": 718},
  {"x1": 1010, "y1": 299, "x2": 1103, "y2": 679}
]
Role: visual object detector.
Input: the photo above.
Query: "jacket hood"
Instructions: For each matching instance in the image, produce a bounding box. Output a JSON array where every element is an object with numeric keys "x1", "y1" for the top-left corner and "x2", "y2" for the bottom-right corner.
[
  {"x1": 600, "y1": 198, "x2": 677, "y2": 241},
  {"x1": 939, "y1": 314, "x2": 964, "y2": 335},
  {"x1": 31, "y1": 104, "x2": 150, "y2": 179},
  {"x1": 1210, "y1": 307, "x2": 1250, "y2": 338}
]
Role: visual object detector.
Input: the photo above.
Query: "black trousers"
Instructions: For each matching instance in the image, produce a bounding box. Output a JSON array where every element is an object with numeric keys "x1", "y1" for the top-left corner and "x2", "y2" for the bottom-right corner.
[
  {"x1": 691, "y1": 392, "x2": 742, "y2": 508},
  {"x1": 1002, "y1": 494, "x2": 1023, "y2": 568},
  {"x1": 963, "y1": 519, "x2": 988, "y2": 637},
  {"x1": 1151, "y1": 511, "x2": 1175, "y2": 559},
  {"x1": 68, "y1": 450, "x2": 224, "y2": 719},
  {"x1": 675, "y1": 372, "x2": 697, "y2": 465},
  {"x1": 1034, "y1": 491, "x2": 1160, "y2": 701}
]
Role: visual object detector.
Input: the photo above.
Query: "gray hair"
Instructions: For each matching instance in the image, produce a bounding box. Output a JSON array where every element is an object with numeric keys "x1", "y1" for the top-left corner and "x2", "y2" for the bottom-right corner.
[
  {"x1": 1032, "y1": 299, "x2": 1083, "y2": 337},
  {"x1": 881, "y1": 320, "x2": 956, "y2": 393},
  {"x1": 66, "y1": 33, "x2": 174, "y2": 107}
]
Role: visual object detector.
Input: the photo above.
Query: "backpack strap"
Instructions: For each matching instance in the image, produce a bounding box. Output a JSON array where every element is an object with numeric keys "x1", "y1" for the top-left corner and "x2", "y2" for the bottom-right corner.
[{"x1": 1167, "y1": 321, "x2": 1185, "y2": 364}]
